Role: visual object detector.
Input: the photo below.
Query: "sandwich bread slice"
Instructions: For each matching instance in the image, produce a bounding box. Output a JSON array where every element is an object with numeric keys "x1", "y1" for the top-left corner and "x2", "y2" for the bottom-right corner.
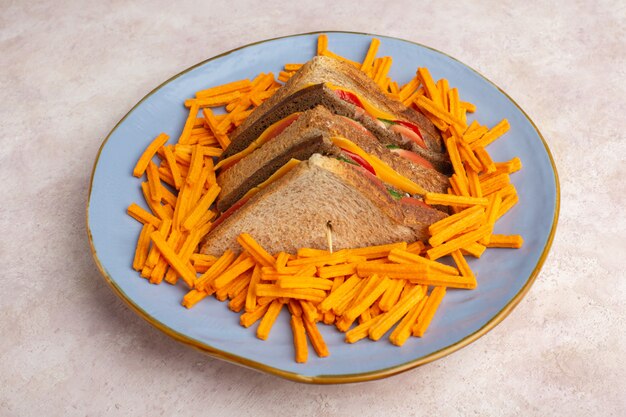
[
  {"x1": 215, "y1": 105, "x2": 449, "y2": 212},
  {"x1": 200, "y1": 154, "x2": 447, "y2": 256},
  {"x1": 220, "y1": 56, "x2": 451, "y2": 173}
]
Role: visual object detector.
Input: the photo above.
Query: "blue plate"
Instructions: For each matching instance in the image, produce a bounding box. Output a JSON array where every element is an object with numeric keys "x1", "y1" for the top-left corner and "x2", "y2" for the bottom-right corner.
[{"x1": 87, "y1": 31, "x2": 559, "y2": 383}]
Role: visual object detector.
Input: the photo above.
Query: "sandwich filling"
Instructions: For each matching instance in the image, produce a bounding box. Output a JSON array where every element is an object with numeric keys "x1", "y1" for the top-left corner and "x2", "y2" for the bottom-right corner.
[
  {"x1": 324, "y1": 83, "x2": 428, "y2": 150},
  {"x1": 213, "y1": 137, "x2": 435, "y2": 230},
  {"x1": 216, "y1": 88, "x2": 435, "y2": 175}
]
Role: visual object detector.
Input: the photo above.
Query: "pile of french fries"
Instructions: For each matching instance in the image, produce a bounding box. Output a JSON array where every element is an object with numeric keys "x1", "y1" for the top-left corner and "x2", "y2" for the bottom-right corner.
[{"x1": 126, "y1": 35, "x2": 523, "y2": 363}]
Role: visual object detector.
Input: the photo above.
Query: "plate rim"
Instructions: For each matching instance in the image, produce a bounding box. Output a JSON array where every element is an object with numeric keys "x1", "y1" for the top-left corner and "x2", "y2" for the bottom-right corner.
[{"x1": 86, "y1": 30, "x2": 560, "y2": 384}]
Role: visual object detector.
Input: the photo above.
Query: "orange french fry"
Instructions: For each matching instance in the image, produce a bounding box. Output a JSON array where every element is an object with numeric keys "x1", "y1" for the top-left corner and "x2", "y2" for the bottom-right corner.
[
  {"x1": 133, "y1": 133, "x2": 169, "y2": 177},
  {"x1": 256, "y1": 299, "x2": 283, "y2": 340},
  {"x1": 413, "y1": 287, "x2": 447, "y2": 337},
  {"x1": 290, "y1": 315, "x2": 308, "y2": 363}
]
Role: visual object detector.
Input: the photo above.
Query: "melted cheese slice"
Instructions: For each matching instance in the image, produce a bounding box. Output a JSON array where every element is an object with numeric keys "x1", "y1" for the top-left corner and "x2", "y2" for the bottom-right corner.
[{"x1": 331, "y1": 136, "x2": 428, "y2": 196}]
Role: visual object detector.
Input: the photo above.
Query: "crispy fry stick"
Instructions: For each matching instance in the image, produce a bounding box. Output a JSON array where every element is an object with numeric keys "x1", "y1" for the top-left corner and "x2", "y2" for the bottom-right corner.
[
  {"x1": 424, "y1": 193, "x2": 488, "y2": 207},
  {"x1": 287, "y1": 251, "x2": 348, "y2": 267},
  {"x1": 466, "y1": 166, "x2": 483, "y2": 198},
  {"x1": 413, "y1": 287, "x2": 447, "y2": 337},
  {"x1": 181, "y1": 183, "x2": 220, "y2": 231},
  {"x1": 387, "y1": 249, "x2": 460, "y2": 275},
  {"x1": 344, "y1": 275, "x2": 390, "y2": 322},
  {"x1": 299, "y1": 301, "x2": 319, "y2": 323},
  {"x1": 361, "y1": 38, "x2": 380, "y2": 71},
  {"x1": 195, "y1": 249, "x2": 236, "y2": 291},
  {"x1": 195, "y1": 79, "x2": 252, "y2": 98},
  {"x1": 254, "y1": 285, "x2": 326, "y2": 302},
  {"x1": 240, "y1": 303, "x2": 270, "y2": 328},
  {"x1": 149, "y1": 231, "x2": 196, "y2": 288},
  {"x1": 416, "y1": 68, "x2": 440, "y2": 105},
  {"x1": 245, "y1": 265, "x2": 262, "y2": 312},
  {"x1": 185, "y1": 91, "x2": 242, "y2": 108},
  {"x1": 256, "y1": 299, "x2": 283, "y2": 340},
  {"x1": 428, "y1": 208, "x2": 486, "y2": 247},
  {"x1": 471, "y1": 119, "x2": 510, "y2": 149},
  {"x1": 317, "y1": 263, "x2": 357, "y2": 279},
  {"x1": 406, "y1": 241, "x2": 425, "y2": 255},
  {"x1": 369, "y1": 285, "x2": 425, "y2": 341},
  {"x1": 297, "y1": 248, "x2": 330, "y2": 258},
  {"x1": 133, "y1": 133, "x2": 169, "y2": 177},
  {"x1": 237, "y1": 233, "x2": 276, "y2": 267},
  {"x1": 213, "y1": 257, "x2": 256, "y2": 290},
  {"x1": 345, "y1": 315, "x2": 383, "y2": 343},
  {"x1": 127, "y1": 203, "x2": 161, "y2": 227},
  {"x1": 486, "y1": 235, "x2": 524, "y2": 248},
  {"x1": 317, "y1": 34, "x2": 328, "y2": 55},
  {"x1": 415, "y1": 95, "x2": 464, "y2": 129},
  {"x1": 426, "y1": 224, "x2": 492, "y2": 260},
  {"x1": 389, "y1": 298, "x2": 423, "y2": 346},
  {"x1": 277, "y1": 277, "x2": 334, "y2": 291},
  {"x1": 132, "y1": 223, "x2": 154, "y2": 271},
  {"x1": 461, "y1": 242, "x2": 487, "y2": 258},
  {"x1": 228, "y1": 288, "x2": 248, "y2": 312},
  {"x1": 377, "y1": 278, "x2": 405, "y2": 312},
  {"x1": 450, "y1": 250, "x2": 476, "y2": 281},
  {"x1": 356, "y1": 262, "x2": 428, "y2": 279},
  {"x1": 303, "y1": 318, "x2": 329, "y2": 357},
  {"x1": 429, "y1": 205, "x2": 483, "y2": 236},
  {"x1": 345, "y1": 242, "x2": 407, "y2": 259},
  {"x1": 182, "y1": 289, "x2": 208, "y2": 309},
  {"x1": 290, "y1": 315, "x2": 308, "y2": 363}
]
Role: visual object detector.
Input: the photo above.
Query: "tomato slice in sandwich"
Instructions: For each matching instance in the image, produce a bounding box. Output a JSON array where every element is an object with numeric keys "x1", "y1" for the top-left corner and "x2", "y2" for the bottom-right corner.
[{"x1": 389, "y1": 148, "x2": 435, "y2": 170}]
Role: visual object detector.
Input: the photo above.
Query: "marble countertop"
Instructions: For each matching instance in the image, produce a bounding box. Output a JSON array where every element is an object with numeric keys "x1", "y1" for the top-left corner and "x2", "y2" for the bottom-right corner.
[{"x1": 1, "y1": 1, "x2": 624, "y2": 415}]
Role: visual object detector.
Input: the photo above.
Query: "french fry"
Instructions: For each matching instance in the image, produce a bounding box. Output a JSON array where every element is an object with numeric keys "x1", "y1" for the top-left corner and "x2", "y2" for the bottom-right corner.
[
  {"x1": 387, "y1": 249, "x2": 460, "y2": 275},
  {"x1": 149, "y1": 231, "x2": 196, "y2": 288},
  {"x1": 428, "y1": 207, "x2": 486, "y2": 247},
  {"x1": 182, "y1": 289, "x2": 208, "y2": 309},
  {"x1": 127, "y1": 202, "x2": 162, "y2": 228},
  {"x1": 345, "y1": 242, "x2": 407, "y2": 259},
  {"x1": 195, "y1": 249, "x2": 236, "y2": 291},
  {"x1": 377, "y1": 278, "x2": 405, "y2": 312},
  {"x1": 240, "y1": 302, "x2": 271, "y2": 328},
  {"x1": 132, "y1": 223, "x2": 155, "y2": 271},
  {"x1": 345, "y1": 315, "x2": 383, "y2": 343},
  {"x1": 356, "y1": 262, "x2": 428, "y2": 279},
  {"x1": 237, "y1": 233, "x2": 276, "y2": 267},
  {"x1": 461, "y1": 242, "x2": 487, "y2": 258},
  {"x1": 450, "y1": 250, "x2": 476, "y2": 281},
  {"x1": 182, "y1": 183, "x2": 220, "y2": 231},
  {"x1": 369, "y1": 285, "x2": 425, "y2": 341},
  {"x1": 429, "y1": 205, "x2": 483, "y2": 236},
  {"x1": 361, "y1": 38, "x2": 380, "y2": 72},
  {"x1": 317, "y1": 263, "x2": 357, "y2": 279},
  {"x1": 213, "y1": 256, "x2": 256, "y2": 290},
  {"x1": 255, "y1": 299, "x2": 283, "y2": 340},
  {"x1": 299, "y1": 301, "x2": 319, "y2": 323},
  {"x1": 427, "y1": 225, "x2": 492, "y2": 260},
  {"x1": 277, "y1": 277, "x2": 334, "y2": 291},
  {"x1": 416, "y1": 68, "x2": 440, "y2": 105},
  {"x1": 303, "y1": 318, "x2": 329, "y2": 357},
  {"x1": 424, "y1": 193, "x2": 488, "y2": 207},
  {"x1": 389, "y1": 298, "x2": 423, "y2": 346},
  {"x1": 413, "y1": 287, "x2": 447, "y2": 337},
  {"x1": 344, "y1": 275, "x2": 390, "y2": 322},
  {"x1": 486, "y1": 234, "x2": 524, "y2": 248},
  {"x1": 290, "y1": 315, "x2": 308, "y2": 363},
  {"x1": 254, "y1": 285, "x2": 326, "y2": 302},
  {"x1": 195, "y1": 79, "x2": 252, "y2": 99},
  {"x1": 471, "y1": 119, "x2": 510, "y2": 149},
  {"x1": 133, "y1": 133, "x2": 169, "y2": 177}
]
